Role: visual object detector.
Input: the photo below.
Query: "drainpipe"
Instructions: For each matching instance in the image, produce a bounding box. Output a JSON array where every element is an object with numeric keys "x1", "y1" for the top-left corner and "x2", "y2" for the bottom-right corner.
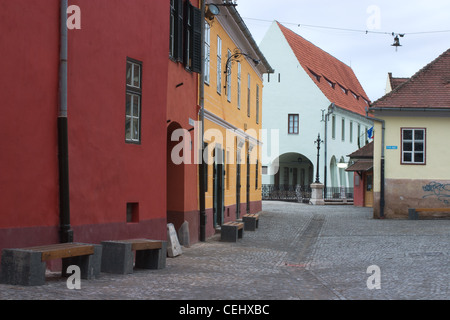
[
  {"x1": 58, "y1": 0, "x2": 73, "y2": 243},
  {"x1": 366, "y1": 109, "x2": 385, "y2": 219},
  {"x1": 198, "y1": 0, "x2": 207, "y2": 241}
]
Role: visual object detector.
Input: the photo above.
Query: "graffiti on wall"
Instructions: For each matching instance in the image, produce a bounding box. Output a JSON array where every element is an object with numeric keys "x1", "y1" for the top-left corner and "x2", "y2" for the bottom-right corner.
[{"x1": 422, "y1": 182, "x2": 450, "y2": 205}]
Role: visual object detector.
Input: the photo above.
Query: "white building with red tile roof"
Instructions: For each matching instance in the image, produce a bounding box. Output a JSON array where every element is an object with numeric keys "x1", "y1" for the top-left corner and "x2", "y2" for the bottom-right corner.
[{"x1": 260, "y1": 21, "x2": 373, "y2": 198}]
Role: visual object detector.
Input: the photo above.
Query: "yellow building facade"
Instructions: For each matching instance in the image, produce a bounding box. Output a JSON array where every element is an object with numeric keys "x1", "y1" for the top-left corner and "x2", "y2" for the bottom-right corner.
[
  {"x1": 200, "y1": 2, "x2": 273, "y2": 234},
  {"x1": 372, "y1": 114, "x2": 450, "y2": 218}
]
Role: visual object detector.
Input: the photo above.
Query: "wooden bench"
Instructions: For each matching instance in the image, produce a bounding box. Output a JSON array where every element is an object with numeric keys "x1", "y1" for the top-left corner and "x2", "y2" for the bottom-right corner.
[
  {"x1": 408, "y1": 208, "x2": 450, "y2": 220},
  {"x1": 221, "y1": 221, "x2": 244, "y2": 242},
  {"x1": 243, "y1": 213, "x2": 260, "y2": 231},
  {"x1": 101, "y1": 239, "x2": 167, "y2": 274},
  {"x1": 0, "y1": 242, "x2": 102, "y2": 286}
]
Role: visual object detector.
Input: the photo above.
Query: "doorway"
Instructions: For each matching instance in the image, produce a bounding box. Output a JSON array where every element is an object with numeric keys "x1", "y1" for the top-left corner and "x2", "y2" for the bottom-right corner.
[
  {"x1": 213, "y1": 146, "x2": 225, "y2": 227},
  {"x1": 364, "y1": 172, "x2": 373, "y2": 207},
  {"x1": 236, "y1": 149, "x2": 241, "y2": 219}
]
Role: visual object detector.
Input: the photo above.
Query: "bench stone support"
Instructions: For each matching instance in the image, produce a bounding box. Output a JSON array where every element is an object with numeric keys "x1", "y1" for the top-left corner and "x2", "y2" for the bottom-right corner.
[
  {"x1": 0, "y1": 249, "x2": 46, "y2": 286},
  {"x1": 408, "y1": 208, "x2": 419, "y2": 220},
  {"x1": 221, "y1": 223, "x2": 244, "y2": 242},
  {"x1": 135, "y1": 241, "x2": 167, "y2": 270},
  {"x1": 62, "y1": 244, "x2": 102, "y2": 280},
  {"x1": 243, "y1": 215, "x2": 259, "y2": 231},
  {"x1": 101, "y1": 240, "x2": 167, "y2": 274}
]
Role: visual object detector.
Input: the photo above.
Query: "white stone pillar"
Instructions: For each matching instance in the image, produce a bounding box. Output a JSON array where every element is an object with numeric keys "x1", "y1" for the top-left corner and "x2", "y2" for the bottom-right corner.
[{"x1": 310, "y1": 183, "x2": 325, "y2": 205}]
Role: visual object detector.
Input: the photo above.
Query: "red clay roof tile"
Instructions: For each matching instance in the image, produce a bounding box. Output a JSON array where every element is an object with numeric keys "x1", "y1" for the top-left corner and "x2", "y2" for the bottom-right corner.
[
  {"x1": 372, "y1": 49, "x2": 450, "y2": 109},
  {"x1": 277, "y1": 22, "x2": 371, "y2": 116}
]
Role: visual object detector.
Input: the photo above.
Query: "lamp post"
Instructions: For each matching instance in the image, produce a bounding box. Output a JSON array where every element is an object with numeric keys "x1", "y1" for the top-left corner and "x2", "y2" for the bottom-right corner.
[{"x1": 314, "y1": 133, "x2": 323, "y2": 183}]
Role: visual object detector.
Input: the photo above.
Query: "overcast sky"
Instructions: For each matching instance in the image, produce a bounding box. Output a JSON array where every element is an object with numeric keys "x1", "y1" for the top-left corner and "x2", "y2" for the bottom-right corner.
[{"x1": 235, "y1": 0, "x2": 450, "y2": 102}]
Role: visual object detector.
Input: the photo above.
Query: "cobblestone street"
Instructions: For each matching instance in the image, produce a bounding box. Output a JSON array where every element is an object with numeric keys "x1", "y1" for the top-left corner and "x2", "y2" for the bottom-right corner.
[{"x1": 1, "y1": 201, "x2": 449, "y2": 301}]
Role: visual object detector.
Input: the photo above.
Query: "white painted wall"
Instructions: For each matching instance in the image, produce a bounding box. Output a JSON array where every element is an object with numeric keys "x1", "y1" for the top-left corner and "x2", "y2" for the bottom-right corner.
[{"x1": 259, "y1": 22, "x2": 373, "y2": 188}]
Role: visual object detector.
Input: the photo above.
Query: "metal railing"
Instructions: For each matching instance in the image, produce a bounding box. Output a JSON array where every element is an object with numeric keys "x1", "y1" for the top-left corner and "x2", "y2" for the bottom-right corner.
[
  {"x1": 262, "y1": 185, "x2": 312, "y2": 203},
  {"x1": 262, "y1": 185, "x2": 354, "y2": 202},
  {"x1": 324, "y1": 187, "x2": 354, "y2": 200}
]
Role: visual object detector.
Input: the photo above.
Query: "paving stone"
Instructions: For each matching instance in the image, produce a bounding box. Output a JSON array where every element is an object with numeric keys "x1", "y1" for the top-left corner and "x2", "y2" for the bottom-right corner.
[{"x1": 0, "y1": 201, "x2": 448, "y2": 300}]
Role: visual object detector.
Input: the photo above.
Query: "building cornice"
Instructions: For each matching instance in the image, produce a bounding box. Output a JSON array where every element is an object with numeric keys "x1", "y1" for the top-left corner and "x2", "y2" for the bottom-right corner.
[
  {"x1": 202, "y1": 109, "x2": 262, "y2": 146},
  {"x1": 210, "y1": 0, "x2": 273, "y2": 76}
]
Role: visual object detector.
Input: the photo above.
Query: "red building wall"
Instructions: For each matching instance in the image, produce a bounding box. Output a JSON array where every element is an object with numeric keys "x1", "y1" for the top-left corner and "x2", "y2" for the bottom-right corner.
[
  {"x1": 0, "y1": 1, "x2": 61, "y2": 249},
  {"x1": 353, "y1": 173, "x2": 365, "y2": 207},
  {"x1": 0, "y1": 0, "x2": 170, "y2": 255},
  {"x1": 166, "y1": 0, "x2": 201, "y2": 243}
]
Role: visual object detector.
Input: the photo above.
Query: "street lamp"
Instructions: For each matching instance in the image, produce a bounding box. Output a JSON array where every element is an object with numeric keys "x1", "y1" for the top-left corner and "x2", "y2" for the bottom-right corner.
[
  {"x1": 224, "y1": 48, "x2": 260, "y2": 94},
  {"x1": 337, "y1": 159, "x2": 348, "y2": 169},
  {"x1": 314, "y1": 133, "x2": 323, "y2": 183}
]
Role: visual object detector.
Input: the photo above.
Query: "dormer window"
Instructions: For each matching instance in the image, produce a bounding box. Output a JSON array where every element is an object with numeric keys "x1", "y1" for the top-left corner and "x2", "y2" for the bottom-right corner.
[
  {"x1": 308, "y1": 68, "x2": 321, "y2": 82},
  {"x1": 339, "y1": 84, "x2": 348, "y2": 94},
  {"x1": 325, "y1": 77, "x2": 335, "y2": 88}
]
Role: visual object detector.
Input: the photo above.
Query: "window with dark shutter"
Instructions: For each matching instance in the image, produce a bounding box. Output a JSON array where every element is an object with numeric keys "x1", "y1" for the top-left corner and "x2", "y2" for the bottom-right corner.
[
  {"x1": 191, "y1": 5, "x2": 202, "y2": 73},
  {"x1": 175, "y1": 0, "x2": 184, "y2": 62},
  {"x1": 184, "y1": 1, "x2": 192, "y2": 68},
  {"x1": 184, "y1": 2, "x2": 201, "y2": 73},
  {"x1": 171, "y1": 0, "x2": 201, "y2": 73},
  {"x1": 169, "y1": 0, "x2": 175, "y2": 57},
  {"x1": 169, "y1": 0, "x2": 183, "y2": 61}
]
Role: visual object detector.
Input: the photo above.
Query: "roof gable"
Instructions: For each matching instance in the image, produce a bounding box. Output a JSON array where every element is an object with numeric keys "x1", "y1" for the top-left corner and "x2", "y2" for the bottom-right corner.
[
  {"x1": 371, "y1": 49, "x2": 450, "y2": 109},
  {"x1": 277, "y1": 22, "x2": 371, "y2": 116},
  {"x1": 388, "y1": 73, "x2": 410, "y2": 91}
]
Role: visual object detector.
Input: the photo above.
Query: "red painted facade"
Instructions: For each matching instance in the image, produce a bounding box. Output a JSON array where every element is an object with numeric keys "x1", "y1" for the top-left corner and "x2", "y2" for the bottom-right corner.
[
  {"x1": 166, "y1": 0, "x2": 201, "y2": 243},
  {"x1": 352, "y1": 174, "x2": 365, "y2": 207},
  {"x1": 0, "y1": 0, "x2": 170, "y2": 256}
]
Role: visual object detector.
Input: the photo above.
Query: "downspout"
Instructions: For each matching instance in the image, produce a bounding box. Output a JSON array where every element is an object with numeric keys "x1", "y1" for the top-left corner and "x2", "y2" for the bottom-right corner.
[
  {"x1": 199, "y1": 0, "x2": 207, "y2": 242},
  {"x1": 58, "y1": 0, "x2": 73, "y2": 243},
  {"x1": 366, "y1": 109, "x2": 385, "y2": 219}
]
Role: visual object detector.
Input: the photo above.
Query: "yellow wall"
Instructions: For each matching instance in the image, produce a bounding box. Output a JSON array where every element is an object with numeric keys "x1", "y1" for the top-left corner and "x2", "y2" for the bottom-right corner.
[
  {"x1": 203, "y1": 17, "x2": 263, "y2": 213},
  {"x1": 373, "y1": 115, "x2": 450, "y2": 192}
]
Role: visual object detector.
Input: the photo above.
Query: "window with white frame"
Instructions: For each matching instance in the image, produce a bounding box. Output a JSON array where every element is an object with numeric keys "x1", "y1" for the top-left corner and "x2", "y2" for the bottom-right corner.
[
  {"x1": 350, "y1": 121, "x2": 353, "y2": 143},
  {"x1": 237, "y1": 62, "x2": 241, "y2": 109},
  {"x1": 331, "y1": 115, "x2": 336, "y2": 139},
  {"x1": 288, "y1": 114, "x2": 299, "y2": 134},
  {"x1": 227, "y1": 49, "x2": 231, "y2": 101},
  {"x1": 204, "y1": 21, "x2": 210, "y2": 84},
  {"x1": 126, "y1": 59, "x2": 142, "y2": 143},
  {"x1": 247, "y1": 74, "x2": 251, "y2": 117},
  {"x1": 357, "y1": 123, "x2": 361, "y2": 145},
  {"x1": 256, "y1": 84, "x2": 260, "y2": 124},
  {"x1": 401, "y1": 128, "x2": 426, "y2": 164},
  {"x1": 216, "y1": 36, "x2": 222, "y2": 94}
]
